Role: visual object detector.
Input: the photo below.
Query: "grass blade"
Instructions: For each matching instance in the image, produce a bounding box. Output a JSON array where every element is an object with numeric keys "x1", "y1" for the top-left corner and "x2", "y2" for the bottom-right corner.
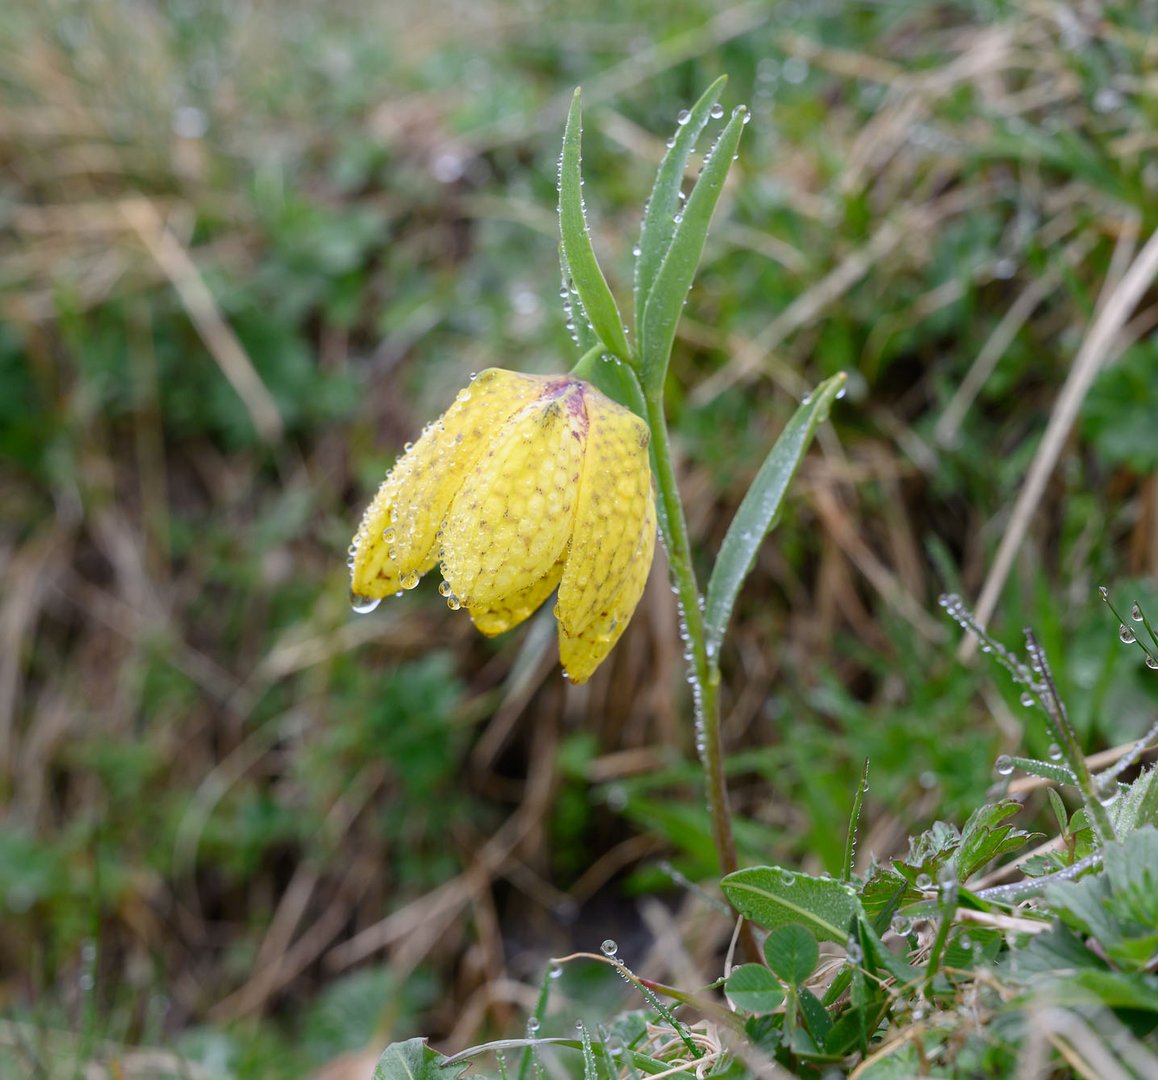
[
  {"x1": 704, "y1": 373, "x2": 847, "y2": 655},
  {"x1": 633, "y1": 76, "x2": 727, "y2": 329},
  {"x1": 638, "y1": 104, "x2": 747, "y2": 393},
  {"x1": 559, "y1": 89, "x2": 631, "y2": 364}
]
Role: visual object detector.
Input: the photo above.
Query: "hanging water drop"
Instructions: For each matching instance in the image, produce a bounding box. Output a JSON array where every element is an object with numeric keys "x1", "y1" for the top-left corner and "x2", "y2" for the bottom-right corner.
[
  {"x1": 526, "y1": 1017, "x2": 540, "y2": 1035},
  {"x1": 676, "y1": 108, "x2": 691, "y2": 125},
  {"x1": 350, "y1": 592, "x2": 381, "y2": 614},
  {"x1": 1048, "y1": 743, "x2": 1062, "y2": 761},
  {"x1": 1147, "y1": 654, "x2": 1158, "y2": 670},
  {"x1": 1120, "y1": 624, "x2": 1136, "y2": 644},
  {"x1": 994, "y1": 754, "x2": 1014, "y2": 776},
  {"x1": 915, "y1": 873, "x2": 932, "y2": 891},
  {"x1": 1131, "y1": 601, "x2": 1143, "y2": 622},
  {"x1": 401, "y1": 571, "x2": 420, "y2": 590},
  {"x1": 549, "y1": 962, "x2": 563, "y2": 979},
  {"x1": 1019, "y1": 691, "x2": 1034, "y2": 707},
  {"x1": 1098, "y1": 585, "x2": 1109, "y2": 600},
  {"x1": 439, "y1": 581, "x2": 452, "y2": 597},
  {"x1": 710, "y1": 102, "x2": 724, "y2": 119}
]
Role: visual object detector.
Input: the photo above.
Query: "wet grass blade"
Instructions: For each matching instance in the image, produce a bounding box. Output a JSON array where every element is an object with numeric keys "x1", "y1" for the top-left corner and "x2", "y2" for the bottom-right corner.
[
  {"x1": 559, "y1": 89, "x2": 632, "y2": 364},
  {"x1": 704, "y1": 373, "x2": 847, "y2": 655}
]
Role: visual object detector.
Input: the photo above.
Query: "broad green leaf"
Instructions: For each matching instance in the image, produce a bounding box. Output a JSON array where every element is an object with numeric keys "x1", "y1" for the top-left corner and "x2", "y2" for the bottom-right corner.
[
  {"x1": 725, "y1": 964, "x2": 785, "y2": 1014},
  {"x1": 634, "y1": 77, "x2": 727, "y2": 328},
  {"x1": 704, "y1": 373, "x2": 847, "y2": 654},
  {"x1": 559, "y1": 90, "x2": 631, "y2": 364},
  {"x1": 639, "y1": 105, "x2": 747, "y2": 392},
  {"x1": 375, "y1": 1039, "x2": 468, "y2": 1080},
  {"x1": 723, "y1": 867, "x2": 861, "y2": 944},
  {"x1": 763, "y1": 924, "x2": 818, "y2": 986}
]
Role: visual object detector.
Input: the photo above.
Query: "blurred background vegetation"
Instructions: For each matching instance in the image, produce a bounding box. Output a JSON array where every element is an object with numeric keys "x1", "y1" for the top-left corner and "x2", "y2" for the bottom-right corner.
[{"x1": 1, "y1": 0, "x2": 1156, "y2": 1076}]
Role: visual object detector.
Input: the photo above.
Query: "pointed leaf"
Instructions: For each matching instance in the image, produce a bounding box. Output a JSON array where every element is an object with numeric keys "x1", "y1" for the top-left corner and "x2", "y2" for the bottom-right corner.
[
  {"x1": 559, "y1": 90, "x2": 631, "y2": 363},
  {"x1": 375, "y1": 1039, "x2": 469, "y2": 1080},
  {"x1": 705, "y1": 373, "x2": 847, "y2": 654},
  {"x1": 1008, "y1": 755, "x2": 1077, "y2": 786},
  {"x1": 723, "y1": 866, "x2": 861, "y2": 944},
  {"x1": 639, "y1": 105, "x2": 747, "y2": 392},
  {"x1": 634, "y1": 77, "x2": 727, "y2": 325}
]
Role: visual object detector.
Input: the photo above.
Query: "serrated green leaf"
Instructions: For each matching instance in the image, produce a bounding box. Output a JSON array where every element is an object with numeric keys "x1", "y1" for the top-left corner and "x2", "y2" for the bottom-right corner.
[
  {"x1": 375, "y1": 1039, "x2": 468, "y2": 1080},
  {"x1": 956, "y1": 799, "x2": 1043, "y2": 880},
  {"x1": 724, "y1": 867, "x2": 861, "y2": 944},
  {"x1": 559, "y1": 90, "x2": 631, "y2": 363},
  {"x1": 634, "y1": 77, "x2": 727, "y2": 327},
  {"x1": 639, "y1": 105, "x2": 747, "y2": 393},
  {"x1": 763, "y1": 923, "x2": 819, "y2": 985},
  {"x1": 725, "y1": 964, "x2": 786, "y2": 1014},
  {"x1": 704, "y1": 373, "x2": 847, "y2": 654},
  {"x1": 1113, "y1": 764, "x2": 1158, "y2": 835}
]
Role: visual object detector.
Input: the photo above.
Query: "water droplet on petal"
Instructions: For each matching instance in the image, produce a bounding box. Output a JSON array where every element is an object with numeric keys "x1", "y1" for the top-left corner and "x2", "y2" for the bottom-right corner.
[{"x1": 401, "y1": 571, "x2": 420, "y2": 590}]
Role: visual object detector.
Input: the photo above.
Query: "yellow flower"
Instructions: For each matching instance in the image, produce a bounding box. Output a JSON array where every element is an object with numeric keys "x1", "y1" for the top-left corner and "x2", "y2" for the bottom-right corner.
[{"x1": 350, "y1": 369, "x2": 656, "y2": 683}]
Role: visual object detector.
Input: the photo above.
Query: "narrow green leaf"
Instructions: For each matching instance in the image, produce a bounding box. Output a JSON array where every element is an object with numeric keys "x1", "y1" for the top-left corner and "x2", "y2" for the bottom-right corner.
[
  {"x1": 725, "y1": 964, "x2": 785, "y2": 1014},
  {"x1": 1008, "y1": 755, "x2": 1077, "y2": 786},
  {"x1": 639, "y1": 104, "x2": 748, "y2": 392},
  {"x1": 705, "y1": 373, "x2": 847, "y2": 654},
  {"x1": 634, "y1": 77, "x2": 727, "y2": 329},
  {"x1": 559, "y1": 89, "x2": 631, "y2": 363},
  {"x1": 375, "y1": 1039, "x2": 469, "y2": 1080},
  {"x1": 842, "y1": 758, "x2": 870, "y2": 883},
  {"x1": 763, "y1": 924, "x2": 819, "y2": 985},
  {"x1": 797, "y1": 987, "x2": 832, "y2": 1046},
  {"x1": 723, "y1": 866, "x2": 861, "y2": 944}
]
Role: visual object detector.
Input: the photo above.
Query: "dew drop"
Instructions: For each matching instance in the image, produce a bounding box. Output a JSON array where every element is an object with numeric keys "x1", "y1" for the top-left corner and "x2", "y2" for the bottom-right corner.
[
  {"x1": 632, "y1": 245, "x2": 641, "y2": 257},
  {"x1": 676, "y1": 108, "x2": 691, "y2": 125},
  {"x1": 1147, "y1": 655, "x2": 1158, "y2": 670},
  {"x1": 915, "y1": 873, "x2": 932, "y2": 891},
  {"x1": 438, "y1": 581, "x2": 452, "y2": 597},
  {"x1": 1120, "y1": 624, "x2": 1136, "y2": 644},
  {"x1": 549, "y1": 962, "x2": 563, "y2": 979},
  {"x1": 710, "y1": 102, "x2": 724, "y2": 119},
  {"x1": 600, "y1": 938, "x2": 618, "y2": 957},
  {"x1": 350, "y1": 592, "x2": 381, "y2": 614},
  {"x1": 673, "y1": 212, "x2": 684, "y2": 224},
  {"x1": 1019, "y1": 691, "x2": 1034, "y2": 707},
  {"x1": 1131, "y1": 602, "x2": 1143, "y2": 622},
  {"x1": 526, "y1": 1017, "x2": 540, "y2": 1035},
  {"x1": 776, "y1": 868, "x2": 796, "y2": 887},
  {"x1": 845, "y1": 938, "x2": 863, "y2": 964},
  {"x1": 994, "y1": 754, "x2": 1014, "y2": 776},
  {"x1": 382, "y1": 526, "x2": 397, "y2": 545},
  {"x1": 1048, "y1": 743, "x2": 1062, "y2": 761},
  {"x1": 890, "y1": 914, "x2": 912, "y2": 935},
  {"x1": 401, "y1": 571, "x2": 420, "y2": 590},
  {"x1": 1098, "y1": 585, "x2": 1109, "y2": 601}
]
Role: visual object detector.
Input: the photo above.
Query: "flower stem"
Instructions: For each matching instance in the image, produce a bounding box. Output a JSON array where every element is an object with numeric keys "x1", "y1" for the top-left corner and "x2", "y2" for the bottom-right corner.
[{"x1": 644, "y1": 388, "x2": 738, "y2": 881}]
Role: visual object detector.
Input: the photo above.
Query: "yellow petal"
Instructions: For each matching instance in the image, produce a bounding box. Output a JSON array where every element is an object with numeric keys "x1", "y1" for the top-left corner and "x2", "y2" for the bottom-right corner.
[
  {"x1": 558, "y1": 491, "x2": 656, "y2": 684},
  {"x1": 441, "y1": 382, "x2": 585, "y2": 608},
  {"x1": 349, "y1": 369, "x2": 546, "y2": 597},
  {"x1": 557, "y1": 387, "x2": 652, "y2": 636},
  {"x1": 468, "y1": 559, "x2": 564, "y2": 637}
]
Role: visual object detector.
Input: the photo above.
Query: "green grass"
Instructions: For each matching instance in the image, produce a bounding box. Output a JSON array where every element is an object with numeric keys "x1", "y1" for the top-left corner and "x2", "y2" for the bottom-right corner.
[{"x1": 1, "y1": 0, "x2": 1157, "y2": 1076}]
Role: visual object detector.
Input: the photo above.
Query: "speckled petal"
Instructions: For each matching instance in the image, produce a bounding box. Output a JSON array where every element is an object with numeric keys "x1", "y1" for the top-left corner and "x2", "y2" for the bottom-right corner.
[
  {"x1": 557, "y1": 387, "x2": 652, "y2": 636},
  {"x1": 468, "y1": 559, "x2": 564, "y2": 637},
  {"x1": 558, "y1": 491, "x2": 656, "y2": 684},
  {"x1": 349, "y1": 369, "x2": 546, "y2": 597},
  {"x1": 441, "y1": 383, "x2": 585, "y2": 608}
]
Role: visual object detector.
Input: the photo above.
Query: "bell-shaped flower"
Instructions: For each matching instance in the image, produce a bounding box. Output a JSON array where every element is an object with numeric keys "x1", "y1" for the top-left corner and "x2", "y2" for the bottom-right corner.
[{"x1": 350, "y1": 369, "x2": 656, "y2": 683}]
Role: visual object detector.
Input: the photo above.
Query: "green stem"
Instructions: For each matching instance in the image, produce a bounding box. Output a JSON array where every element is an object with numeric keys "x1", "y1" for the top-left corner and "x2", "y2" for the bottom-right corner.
[{"x1": 644, "y1": 388, "x2": 738, "y2": 881}]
